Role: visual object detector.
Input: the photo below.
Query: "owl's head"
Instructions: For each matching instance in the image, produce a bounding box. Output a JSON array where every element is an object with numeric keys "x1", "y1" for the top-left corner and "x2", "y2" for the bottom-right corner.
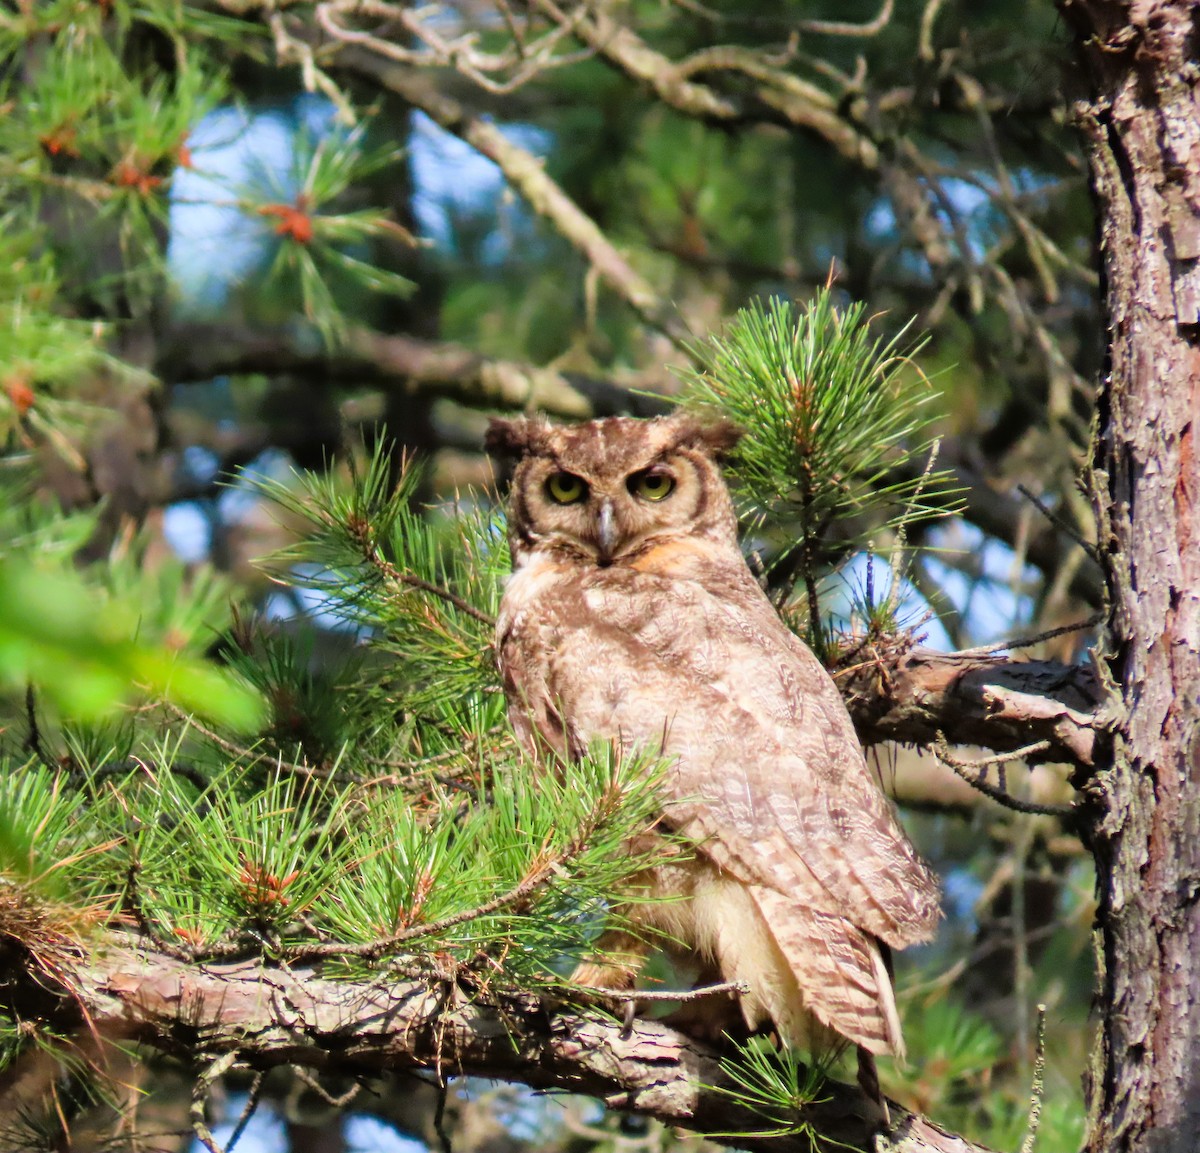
[{"x1": 485, "y1": 413, "x2": 742, "y2": 568}]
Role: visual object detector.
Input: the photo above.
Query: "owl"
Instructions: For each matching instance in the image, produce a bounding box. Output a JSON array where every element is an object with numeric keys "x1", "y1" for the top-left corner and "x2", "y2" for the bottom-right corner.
[{"x1": 485, "y1": 412, "x2": 940, "y2": 1083}]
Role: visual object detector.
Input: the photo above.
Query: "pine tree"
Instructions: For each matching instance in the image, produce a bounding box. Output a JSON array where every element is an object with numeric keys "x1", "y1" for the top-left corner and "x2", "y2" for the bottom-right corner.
[{"x1": 0, "y1": 3, "x2": 1160, "y2": 1152}]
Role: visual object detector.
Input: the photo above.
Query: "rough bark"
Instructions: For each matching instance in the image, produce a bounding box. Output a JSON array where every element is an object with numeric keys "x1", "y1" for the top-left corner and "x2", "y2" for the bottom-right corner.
[
  {"x1": 53, "y1": 942, "x2": 993, "y2": 1153},
  {"x1": 1059, "y1": 3, "x2": 1200, "y2": 1150}
]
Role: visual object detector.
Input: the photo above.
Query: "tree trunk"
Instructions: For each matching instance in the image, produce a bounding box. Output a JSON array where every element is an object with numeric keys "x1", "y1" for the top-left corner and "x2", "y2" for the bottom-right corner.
[{"x1": 1060, "y1": 3, "x2": 1200, "y2": 1151}]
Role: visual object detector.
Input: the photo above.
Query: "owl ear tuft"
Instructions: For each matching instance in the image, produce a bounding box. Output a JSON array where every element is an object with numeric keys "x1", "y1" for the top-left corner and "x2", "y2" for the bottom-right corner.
[
  {"x1": 667, "y1": 413, "x2": 744, "y2": 461},
  {"x1": 484, "y1": 417, "x2": 549, "y2": 462}
]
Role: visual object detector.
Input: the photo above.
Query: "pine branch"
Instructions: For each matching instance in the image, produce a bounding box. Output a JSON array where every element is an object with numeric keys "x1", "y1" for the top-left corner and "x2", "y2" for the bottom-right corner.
[
  {"x1": 163, "y1": 703, "x2": 352, "y2": 782},
  {"x1": 324, "y1": 43, "x2": 690, "y2": 347},
  {"x1": 156, "y1": 323, "x2": 665, "y2": 420},
  {"x1": 283, "y1": 865, "x2": 555, "y2": 963},
  {"x1": 677, "y1": 293, "x2": 958, "y2": 606},
  {"x1": 353, "y1": 530, "x2": 495, "y2": 628},
  {"x1": 74, "y1": 941, "x2": 996, "y2": 1153}
]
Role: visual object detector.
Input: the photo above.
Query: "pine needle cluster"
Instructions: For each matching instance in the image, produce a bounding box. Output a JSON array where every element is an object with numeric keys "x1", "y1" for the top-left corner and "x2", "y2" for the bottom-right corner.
[
  {"x1": 0, "y1": 739, "x2": 673, "y2": 981},
  {"x1": 252, "y1": 446, "x2": 502, "y2": 717},
  {"x1": 677, "y1": 292, "x2": 959, "y2": 646},
  {"x1": 0, "y1": 1, "x2": 418, "y2": 457},
  {"x1": 708, "y1": 1035, "x2": 832, "y2": 1141}
]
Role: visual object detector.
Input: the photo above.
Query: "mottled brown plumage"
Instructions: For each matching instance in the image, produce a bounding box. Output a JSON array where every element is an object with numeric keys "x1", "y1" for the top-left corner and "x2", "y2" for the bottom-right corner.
[{"x1": 487, "y1": 413, "x2": 940, "y2": 1062}]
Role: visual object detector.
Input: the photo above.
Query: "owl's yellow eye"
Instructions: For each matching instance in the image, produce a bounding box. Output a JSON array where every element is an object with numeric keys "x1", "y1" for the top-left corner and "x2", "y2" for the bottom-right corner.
[
  {"x1": 545, "y1": 471, "x2": 588, "y2": 504},
  {"x1": 629, "y1": 469, "x2": 675, "y2": 502}
]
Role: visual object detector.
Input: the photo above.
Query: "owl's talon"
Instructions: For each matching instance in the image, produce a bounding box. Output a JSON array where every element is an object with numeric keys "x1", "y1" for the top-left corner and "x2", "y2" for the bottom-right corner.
[
  {"x1": 856, "y1": 1047, "x2": 891, "y2": 1130},
  {"x1": 620, "y1": 998, "x2": 637, "y2": 1039}
]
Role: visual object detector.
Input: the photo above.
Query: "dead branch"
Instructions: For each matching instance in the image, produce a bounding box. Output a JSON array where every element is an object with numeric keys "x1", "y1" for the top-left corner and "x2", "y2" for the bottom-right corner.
[
  {"x1": 522, "y1": 0, "x2": 879, "y2": 167},
  {"x1": 841, "y1": 647, "x2": 1105, "y2": 770},
  {"x1": 882, "y1": 747, "x2": 1079, "y2": 821},
  {"x1": 326, "y1": 48, "x2": 690, "y2": 347},
  {"x1": 314, "y1": 0, "x2": 593, "y2": 94},
  {"x1": 800, "y1": 0, "x2": 895, "y2": 37},
  {"x1": 931, "y1": 736, "x2": 1076, "y2": 818}
]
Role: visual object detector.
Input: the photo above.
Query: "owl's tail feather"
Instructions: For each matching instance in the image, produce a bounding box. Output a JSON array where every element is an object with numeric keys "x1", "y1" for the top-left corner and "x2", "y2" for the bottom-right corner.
[{"x1": 745, "y1": 887, "x2": 905, "y2": 1059}]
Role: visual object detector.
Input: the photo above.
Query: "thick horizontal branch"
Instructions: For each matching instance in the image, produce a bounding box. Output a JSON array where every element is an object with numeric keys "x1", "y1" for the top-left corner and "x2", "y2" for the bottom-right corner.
[
  {"x1": 841, "y1": 647, "x2": 1105, "y2": 770},
  {"x1": 75, "y1": 942, "x2": 991, "y2": 1153},
  {"x1": 157, "y1": 323, "x2": 668, "y2": 420}
]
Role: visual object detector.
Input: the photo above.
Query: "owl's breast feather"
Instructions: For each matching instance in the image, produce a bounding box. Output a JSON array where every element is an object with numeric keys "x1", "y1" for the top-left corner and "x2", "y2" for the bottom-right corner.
[{"x1": 496, "y1": 552, "x2": 942, "y2": 947}]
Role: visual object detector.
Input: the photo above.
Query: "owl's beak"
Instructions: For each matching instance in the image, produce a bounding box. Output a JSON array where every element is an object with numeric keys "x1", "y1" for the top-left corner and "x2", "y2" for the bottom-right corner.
[{"x1": 595, "y1": 498, "x2": 617, "y2": 563}]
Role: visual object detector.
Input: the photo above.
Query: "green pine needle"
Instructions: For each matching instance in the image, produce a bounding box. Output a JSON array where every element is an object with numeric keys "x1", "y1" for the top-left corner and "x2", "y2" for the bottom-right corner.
[
  {"x1": 132, "y1": 765, "x2": 356, "y2": 947},
  {"x1": 322, "y1": 741, "x2": 678, "y2": 978},
  {"x1": 678, "y1": 291, "x2": 959, "y2": 569},
  {"x1": 0, "y1": 765, "x2": 79, "y2": 896},
  {"x1": 251, "y1": 442, "x2": 503, "y2": 713},
  {"x1": 708, "y1": 1035, "x2": 833, "y2": 1140}
]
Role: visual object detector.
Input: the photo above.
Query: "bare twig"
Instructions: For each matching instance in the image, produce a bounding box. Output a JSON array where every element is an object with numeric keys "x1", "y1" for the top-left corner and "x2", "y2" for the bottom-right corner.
[
  {"x1": 267, "y1": 7, "x2": 357, "y2": 123},
  {"x1": 952, "y1": 612, "x2": 1105, "y2": 658},
  {"x1": 86, "y1": 754, "x2": 210, "y2": 792},
  {"x1": 523, "y1": 0, "x2": 878, "y2": 166},
  {"x1": 343, "y1": 514, "x2": 495, "y2": 626},
  {"x1": 932, "y1": 735, "x2": 1074, "y2": 818},
  {"x1": 316, "y1": 0, "x2": 593, "y2": 94},
  {"x1": 225, "y1": 1071, "x2": 264, "y2": 1153},
  {"x1": 329, "y1": 41, "x2": 690, "y2": 346},
  {"x1": 1011, "y1": 816, "x2": 1034, "y2": 1062},
  {"x1": 124, "y1": 858, "x2": 196, "y2": 962},
  {"x1": 433, "y1": 1082, "x2": 454, "y2": 1153},
  {"x1": 157, "y1": 323, "x2": 625, "y2": 419},
  {"x1": 24, "y1": 683, "x2": 49, "y2": 767},
  {"x1": 569, "y1": 979, "x2": 750, "y2": 1003},
  {"x1": 798, "y1": 0, "x2": 894, "y2": 38},
  {"x1": 292, "y1": 1065, "x2": 362, "y2": 1108},
  {"x1": 191, "y1": 1051, "x2": 239, "y2": 1153},
  {"x1": 1017, "y1": 483, "x2": 1100, "y2": 559},
  {"x1": 918, "y1": 0, "x2": 948, "y2": 61},
  {"x1": 1020, "y1": 1004, "x2": 1048, "y2": 1153},
  {"x1": 163, "y1": 703, "x2": 352, "y2": 782}
]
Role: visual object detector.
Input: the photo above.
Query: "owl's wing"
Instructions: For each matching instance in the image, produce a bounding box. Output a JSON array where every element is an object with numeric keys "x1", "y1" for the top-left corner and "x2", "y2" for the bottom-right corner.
[
  {"x1": 706, "y1": 615, "x2": 940, "y2": 948},
  {"x1": 531, "y1": 573, "x2": 940, "y2": 950}
]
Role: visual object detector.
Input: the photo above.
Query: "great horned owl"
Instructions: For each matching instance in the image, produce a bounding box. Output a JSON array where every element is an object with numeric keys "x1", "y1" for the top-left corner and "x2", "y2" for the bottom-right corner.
[{"x1": 486, "y1": 412, "x2": 940, "y2": 1072}]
